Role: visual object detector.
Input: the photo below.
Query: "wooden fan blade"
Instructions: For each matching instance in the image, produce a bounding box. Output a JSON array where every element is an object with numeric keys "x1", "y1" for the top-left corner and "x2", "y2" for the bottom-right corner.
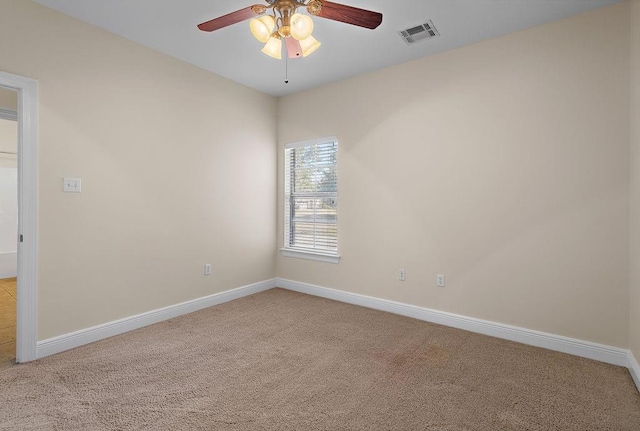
[
  {"x1": 286, "y1": 37, "x2": 303, "y2": 59},
  {"x1": 307, "y1": 1, "x2": 382, "y2": 30},
  {"x1": 197, "y1": 5, "x2": 265, "y2": 32}
]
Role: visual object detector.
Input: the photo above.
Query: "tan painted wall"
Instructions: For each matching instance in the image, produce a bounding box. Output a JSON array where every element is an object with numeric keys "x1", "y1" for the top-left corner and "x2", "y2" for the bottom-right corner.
[
  {"x1": 630, "y1": 0, "x2": 640, "y2": 360},
  {"x1": 0, "y1": 119, "x2": 17, "y2": 154},
  {"x1": 0, "y1": 87, "x2": 17, "y2": 112},
  {"x1": 0, "y1": 0, "x2": 277, "y2": 339},
  {"x1": 0, "y1": 118, "x2": 17, "y2": 169},
  {"x1": 277, "y1": 3, "x2": 631, "y2": 347},
  {"x1": 0, "y1": 88, "x2": 17, "y2": 167},
  {"x1": 0, "y1": 0, "x2": 631, "y2": 350}
]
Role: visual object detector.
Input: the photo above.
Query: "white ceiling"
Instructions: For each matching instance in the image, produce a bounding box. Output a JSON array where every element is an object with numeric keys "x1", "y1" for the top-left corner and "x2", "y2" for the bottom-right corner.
[{"x1": 34, "y1": 0, "x2": 623, "y2": 97}]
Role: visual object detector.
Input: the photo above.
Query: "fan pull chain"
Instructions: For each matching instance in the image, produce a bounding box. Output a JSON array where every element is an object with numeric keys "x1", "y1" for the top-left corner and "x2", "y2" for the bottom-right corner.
[{"x1": 285, "y1": 52, "x2": 289, "y2": 84}]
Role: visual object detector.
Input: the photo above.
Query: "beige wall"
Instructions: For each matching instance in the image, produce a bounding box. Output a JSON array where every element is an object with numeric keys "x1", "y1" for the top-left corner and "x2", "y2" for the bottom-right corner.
[
  {"x1": 277, "y1": 3, "x2": 631, "y2": 347},
  {"x1": 630, "y1": 0, "x2": 640, "y2": 360},
  {"x1": 0, "y1": 0, "x2": 632, "y2": 350},
  {"x1": 0, "y1": 87, "x2": 17, "y2": 112},
  {"x1": 0, "y1": 118, "x2": 17, "y2": 169},
  {"x1": 0, "y1": 118, "x2": 17, "y2": 154},
  {"x1": 0, "y1": 0, "x2": 277, "y2": 339},
  {"x1": 0, "y1": 87, "x2": 17, "y2": 168}
]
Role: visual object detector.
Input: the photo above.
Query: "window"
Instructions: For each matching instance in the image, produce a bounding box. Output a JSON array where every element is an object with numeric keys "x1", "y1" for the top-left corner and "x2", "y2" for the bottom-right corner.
[{"x1": 282, "y1": 137, "x2": 339, "y2": 263}]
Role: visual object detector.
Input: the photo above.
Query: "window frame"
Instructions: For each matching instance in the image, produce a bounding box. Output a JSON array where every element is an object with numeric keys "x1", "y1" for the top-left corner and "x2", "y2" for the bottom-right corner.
[{"x1": 281, "y1": 137, "x2": 340, "y2": 264}]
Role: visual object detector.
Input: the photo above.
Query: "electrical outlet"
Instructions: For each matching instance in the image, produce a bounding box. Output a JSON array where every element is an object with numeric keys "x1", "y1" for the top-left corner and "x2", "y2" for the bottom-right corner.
[
  {"x1": 63, "y1": 178, "x2": 82, "y2": 193},
  {"x1": 398, "y1": 269, "x2": 406, "y2": 281},
  {"x1": 436, "y1": 274, "x2": 445, "y2": 287},
  {"x1": 204, "y1": 264, "x2": 212, "y2": 276}
]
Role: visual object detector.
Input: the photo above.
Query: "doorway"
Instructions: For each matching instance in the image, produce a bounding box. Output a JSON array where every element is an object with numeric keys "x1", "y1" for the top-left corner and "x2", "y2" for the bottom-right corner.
[
  {"x1": 0, "y1": 71, "x2": 38, "y2": 363},
  {"x1": 0, "y1": 88, "x2": 18, "y2": 365}
]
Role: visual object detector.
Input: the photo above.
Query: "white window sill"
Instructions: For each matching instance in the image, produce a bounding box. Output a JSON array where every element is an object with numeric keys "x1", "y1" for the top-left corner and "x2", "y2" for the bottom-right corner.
[{"x1": 280, "y1": 248, "x2": 341, "y2": 264}]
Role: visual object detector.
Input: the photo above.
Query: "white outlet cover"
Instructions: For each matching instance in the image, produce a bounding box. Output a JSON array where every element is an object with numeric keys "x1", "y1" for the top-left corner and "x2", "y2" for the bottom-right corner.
[
  {"x1": 398, "y1": 269, "x2": 406, "y2": 281},
  {"x1": 63, "y1": 178, "x2": 82, "y2": 193}
]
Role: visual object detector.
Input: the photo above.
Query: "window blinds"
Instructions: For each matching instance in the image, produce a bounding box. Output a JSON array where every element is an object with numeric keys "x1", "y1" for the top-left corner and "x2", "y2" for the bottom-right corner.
[{"x1": 284, "y1": 138, "x2": 338, "y2": 254}]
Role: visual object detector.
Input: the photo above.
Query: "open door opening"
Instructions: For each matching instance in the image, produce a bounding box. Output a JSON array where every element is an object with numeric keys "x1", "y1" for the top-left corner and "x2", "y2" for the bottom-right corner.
[
  {"x1": 0, "y1": 86, "x2": 18, "y2": 366},
  {"x1": 0, "y1": 71, "x2": 38, "y2": 364}
]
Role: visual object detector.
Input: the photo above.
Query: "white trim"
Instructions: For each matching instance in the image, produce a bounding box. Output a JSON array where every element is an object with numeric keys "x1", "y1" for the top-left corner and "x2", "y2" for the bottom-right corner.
[
  {"x1": 37, "y1": 279, "x2": 277, "y2": 359},
  {"x1": 0, "y1": 72, "x2": 38, "y2": 363},
  {"x1": 276, "y1": 278, "x2": 630, "y2": 367},
  {"x1": 280, "y1": 248, "x2": 341, "y2": 264},
  {"x1": 629, "y1": 351, "x2": 640, "y2": 393},
  {"x1": 0, "y1": 108, "x2": 17, "y2": 121}
]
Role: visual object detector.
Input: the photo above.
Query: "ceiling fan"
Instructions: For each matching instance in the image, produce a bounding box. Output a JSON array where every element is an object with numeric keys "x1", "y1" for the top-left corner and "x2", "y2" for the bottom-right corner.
[{"x1": 197, "y1": 0, "x2": 383, "y2": 60}]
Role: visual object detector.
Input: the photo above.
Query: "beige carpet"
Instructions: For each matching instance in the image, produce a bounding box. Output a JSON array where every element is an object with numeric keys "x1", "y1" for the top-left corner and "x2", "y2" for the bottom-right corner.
[{"x1": 0, "y1": 288, "x2": 638, "y2": 430}]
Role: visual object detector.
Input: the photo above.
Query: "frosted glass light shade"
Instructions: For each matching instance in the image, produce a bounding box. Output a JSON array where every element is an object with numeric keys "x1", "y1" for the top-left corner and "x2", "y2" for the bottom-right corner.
[
  {"x1": 262, "y1": 35, "x2": 282, "y2": 59},
  {"x1": 299, "y1": 35, "x2": 321, "y2": 57},
  {"x1": 250, "y1": 15, "x2": 276, "y2": 43},
  {"x1": 290, "y1": 13, "x2": 314, "y2": 41}
]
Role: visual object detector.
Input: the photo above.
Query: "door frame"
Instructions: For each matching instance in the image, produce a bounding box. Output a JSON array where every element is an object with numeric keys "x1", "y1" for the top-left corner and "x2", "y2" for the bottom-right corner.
[{"x1": 0, "y1": 71, "x2": 38, "y2": 363}]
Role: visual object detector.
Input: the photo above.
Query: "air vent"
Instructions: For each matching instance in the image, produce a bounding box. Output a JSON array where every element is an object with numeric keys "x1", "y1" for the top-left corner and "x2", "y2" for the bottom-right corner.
[{"x1": 398, "y1": 20, "x2": 440, "y2": 45}]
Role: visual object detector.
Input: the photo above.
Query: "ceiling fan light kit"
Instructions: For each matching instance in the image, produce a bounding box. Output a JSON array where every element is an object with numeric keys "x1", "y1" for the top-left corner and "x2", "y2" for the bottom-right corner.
[
  {"x1": 198, "y1": 0, "x2": 382, "y2": 60},
  {"x1": 299, "y1": 34, "x2": 321, "y2": 57},
  {"x1": 262, "y1": 33, "x2": 283, "y2": 59},
  {"x1": 290, "y1": 13, "x2": 314, "y2": 40},
  {"x1": 250, "y1": 15, "x2": 276, "y2": 43},
  {"x1": 251, "y1": 1, "x2": 320, "y2": 59}
]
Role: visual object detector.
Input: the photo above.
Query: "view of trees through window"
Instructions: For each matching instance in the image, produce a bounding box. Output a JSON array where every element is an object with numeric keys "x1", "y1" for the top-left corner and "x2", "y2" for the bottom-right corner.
[{"x1": 285, "y1": 140, "x2": 338, "y2": 253}]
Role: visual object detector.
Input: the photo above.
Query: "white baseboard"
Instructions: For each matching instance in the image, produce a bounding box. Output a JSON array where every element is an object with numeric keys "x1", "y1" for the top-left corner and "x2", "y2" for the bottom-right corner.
[
  {"x1": 37, "y1": 279, "x2": 277, "y2": 359},
  {"x1": 34, "y1": 276, "x2": 638, "y2": 388},
  {"x1": 277, "y1": 278, "x2": 630, "y2": 368},
  {"x1": 629, "y1": 352, "x2": 640, "y2": 392}
]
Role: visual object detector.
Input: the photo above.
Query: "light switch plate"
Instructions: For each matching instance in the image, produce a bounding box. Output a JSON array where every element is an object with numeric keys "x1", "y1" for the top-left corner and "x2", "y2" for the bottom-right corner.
[{"x1": 63, "y1": 178, "x2": 82, "y2": 193}]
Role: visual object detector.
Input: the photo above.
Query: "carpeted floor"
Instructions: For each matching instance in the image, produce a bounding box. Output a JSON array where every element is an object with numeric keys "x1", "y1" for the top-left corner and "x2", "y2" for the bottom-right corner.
[{"x1": 0, "y1": 288, "x2": 638, "y2": 430}]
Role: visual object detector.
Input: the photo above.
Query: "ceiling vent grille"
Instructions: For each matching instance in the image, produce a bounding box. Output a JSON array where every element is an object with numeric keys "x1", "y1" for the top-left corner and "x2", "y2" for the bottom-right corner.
[{"x1": 398, "y1": 20, "x2": 440, "y2": 45}]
